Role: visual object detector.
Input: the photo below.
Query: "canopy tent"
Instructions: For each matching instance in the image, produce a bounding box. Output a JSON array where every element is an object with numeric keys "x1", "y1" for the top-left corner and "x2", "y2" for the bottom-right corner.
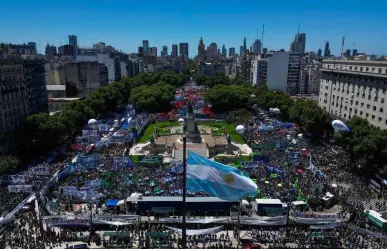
[
  {"x1": 105, "y1": 199, "x2": 119, "y2": 207},
  {"x1": 165, "y1": 225, "x2": 224, "y2": 236}
]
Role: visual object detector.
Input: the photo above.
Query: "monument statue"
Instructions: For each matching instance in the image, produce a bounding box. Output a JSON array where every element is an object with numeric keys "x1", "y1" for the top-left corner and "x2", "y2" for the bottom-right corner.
[{"x1": 183, "y1": 101, "x2": 202, "y2": 143}]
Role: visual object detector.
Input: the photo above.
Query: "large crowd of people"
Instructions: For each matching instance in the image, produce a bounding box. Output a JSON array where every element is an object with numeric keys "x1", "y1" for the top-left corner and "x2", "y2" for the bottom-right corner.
[{"x1": 1, "y1": 88, "x2": 387, "y2": 248}]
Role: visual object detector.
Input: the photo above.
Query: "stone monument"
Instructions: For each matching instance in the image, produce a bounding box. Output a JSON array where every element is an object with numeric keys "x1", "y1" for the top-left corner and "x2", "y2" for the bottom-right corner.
[{"x1": 184, "y1": 102, "x2": 202, "y2": 143}]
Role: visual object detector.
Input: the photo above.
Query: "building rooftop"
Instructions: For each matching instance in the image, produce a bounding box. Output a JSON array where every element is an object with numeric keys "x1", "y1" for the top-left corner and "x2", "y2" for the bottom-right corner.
[
  {"x1": 126, "y1": 196, "x2": 237, "y2": 203},
  {"x1": 320, "y1": 68, "x2": 387, "y2": 79},
  {"x1": 322, "y1": 59, "x2": 387, "y2": 65}
]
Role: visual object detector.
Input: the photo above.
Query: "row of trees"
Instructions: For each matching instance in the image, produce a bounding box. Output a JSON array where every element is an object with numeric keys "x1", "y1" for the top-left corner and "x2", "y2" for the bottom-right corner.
[
  {"x1": 204, "y1": 77, "x2": 387, "y2": 173},
  {"x1": 1, "y1": 71, "x2": 188, "y2": 174}
]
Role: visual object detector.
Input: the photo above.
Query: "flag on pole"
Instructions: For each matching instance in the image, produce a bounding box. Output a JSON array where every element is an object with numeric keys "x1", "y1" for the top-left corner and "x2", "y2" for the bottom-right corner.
[{"x1": 187, "y1": 151, "x2": 258, "y2": 201}]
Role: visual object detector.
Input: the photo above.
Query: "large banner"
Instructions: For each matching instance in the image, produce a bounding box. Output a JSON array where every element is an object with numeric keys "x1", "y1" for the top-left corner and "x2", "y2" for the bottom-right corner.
[
  {"x1": 0, "y1": 175, "x2": 26, "y2": 185},
  {"x1": 349, "y1": 225, "x2": 387, "y2": 240},
  {"x1": 46, "y1": 218, "x2": 91, "y2": 227},
  {"x1": 60, "y1": 186, "x2": 99, "y2": 200},
  {"x1": 29, "y1": 165, "x2": 50, "y2": 176},
  {"x1": 8, "y1": 185, "x2": 33, "y2": 193},
  {"x1": 82, "y1": 130, "x2": 99, "y2": 137},
  {"x1": 84, "y1": 179, "x2": 102, "y2": 189},
  {"x1": 78, "y1": 154, "x2": 100, "y2": 169}
]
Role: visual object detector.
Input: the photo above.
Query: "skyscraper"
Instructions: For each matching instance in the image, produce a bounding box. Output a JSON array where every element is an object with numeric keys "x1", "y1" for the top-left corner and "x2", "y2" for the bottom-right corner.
[
  {"x1": 252, "y1": 39, "x2": 262, "y2": 54},
  {"x1": 142, "y1": 40, "x2": 149, "y2": 55},
  {"x1": 163, "y1": 45, "x2": 168, "y2": 55},
  {"x1": 68, "y1": 35, "x2": 78, "y2": 57},
  {"x1": 198, "y1": 37, "x2": 205, "y2": 57},
  {"x1": 228, "y1": 47, "x2": 235, "y2": 57},
  {"x1": 28, "y1": 42, "x2": 37, "y2": 54},
  {"x1": 352, "y1": 49, "x2": 358, "y2": 57},
  {"x1": 150, "y1": 47, "x2": 157, "y2": 56},
  {"x1": 324, "y1": 41, "x2": 330, "y2": 58},
  {"x1": 179, "y1": 43, "x2": 189, "y2": 58},
  {"x1": 240, "y1": 46, "x2": 244, "y2": 56},
  {"x1": 290, "y1": 33, "x2": 306, "y2": 54},
  {"x1": 243, "y1": 37, "x2": 247, "y2": 53},
  {"x1": 317, "y1": 49, "x2": 322, "y2": 57},
  {"x1": 171, "y1": 44, "x2": 178, "y2": 57},
  {"x1": 206, "y1": 43, "x2": 217, "y2": 60},
  {"x1": 222, "y1": 45, "x2": 227, "y2": 57},
  {"x1": 345, "y1": 49, "x2": 351, "y2": 57},
  {"x1": 138, "y1": 46, "x2": 144, "y2": 57}
]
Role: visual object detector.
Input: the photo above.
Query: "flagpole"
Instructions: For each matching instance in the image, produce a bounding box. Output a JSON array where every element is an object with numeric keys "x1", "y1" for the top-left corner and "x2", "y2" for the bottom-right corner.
[{"x1": 182, "y1": 134, "x2": 187, "y2": 249}]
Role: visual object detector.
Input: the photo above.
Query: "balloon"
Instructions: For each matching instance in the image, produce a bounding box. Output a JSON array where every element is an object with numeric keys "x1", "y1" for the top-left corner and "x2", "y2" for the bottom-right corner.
[
  {"x1": 236, "y1": 125, "x2": 246, "y2": 135},
  {"x1": 332, "y1": 120, "x2": 350, "y2": 132}
]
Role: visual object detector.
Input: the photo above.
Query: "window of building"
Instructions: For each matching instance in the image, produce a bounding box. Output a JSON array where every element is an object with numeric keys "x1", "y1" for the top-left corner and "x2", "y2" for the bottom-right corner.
[
  {"x1": 345, "y1": 106, "x2": 347, "y2": 110},
  {"x1": 355, "y1": 66, "x2": 358, "y2": 70},
  {"x1": 380, "y1": 108, "x2": 384, "y2": 112},
  {"x1": 367, "y1": 104, "x2": 370, "y2": 108},
  {"x1": 360, "y1": 111, "x2": 363, "y2": 115},
  {"x1": 360, "y1": 67, "x2": 363, "y2": 72},
  {"x1": 344, "y1": 114, "x2": 346, "y2": 118},
  {"x1": 385, "y1": 68, "x2": 387, "y2": 74},
  {"x1": 382, "y1": 98, "x2": 385, "y2": 104},
  {"x1": 378, "y1": 68, "x2": 382, "y2": 73},
  {"x1": 379, "y1": 117, "x2": 382, "y2": 122},
  {"x1": 372, "y1": 115, "x2": 375, "y2": 120},
  {"x1": 366, "y1": 67, "x2": 369, "y2": 72},
  {"x1": 373, "y1": 106, "x2": 376, "y2": 111},
  {"x1": 355, "y1": 101, "x2": 358, "y2": 105},
  {"x1": 366, "y1": 113, "x2": 369, "y2": 117}
]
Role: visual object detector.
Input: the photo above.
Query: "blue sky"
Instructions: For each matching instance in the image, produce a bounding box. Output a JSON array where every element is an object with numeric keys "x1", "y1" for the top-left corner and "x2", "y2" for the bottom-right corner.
[{"x1": 1, "y1": 0, "x2": 386, "y2": 57}]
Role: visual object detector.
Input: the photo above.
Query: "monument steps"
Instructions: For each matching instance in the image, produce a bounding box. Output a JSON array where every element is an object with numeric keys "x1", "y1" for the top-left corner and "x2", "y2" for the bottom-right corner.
[{"x1": 174, "y1": 147, "x2": 207, "y2": 160}]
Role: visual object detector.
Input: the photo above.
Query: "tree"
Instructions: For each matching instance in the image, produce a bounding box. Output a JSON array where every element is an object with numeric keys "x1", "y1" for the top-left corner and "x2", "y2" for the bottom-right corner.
[
  {"x1": 0, "y1": 156, "x2": 21, "y2": 175},
  {"x1": 129, "y1": 83, "x2": 175, "y2": 113}
]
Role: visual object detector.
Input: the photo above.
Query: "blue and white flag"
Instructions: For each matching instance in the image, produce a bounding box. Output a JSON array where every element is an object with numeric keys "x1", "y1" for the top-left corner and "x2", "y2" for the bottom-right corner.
[{"x1": 187, "y1": 151, "x2": 258, "y2": 201}]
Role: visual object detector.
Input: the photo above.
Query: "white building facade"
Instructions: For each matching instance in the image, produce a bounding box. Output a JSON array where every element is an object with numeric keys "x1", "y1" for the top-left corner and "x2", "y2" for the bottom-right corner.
[{"x1": 318, "y1": 59, "x2": 387, "y2": 129}]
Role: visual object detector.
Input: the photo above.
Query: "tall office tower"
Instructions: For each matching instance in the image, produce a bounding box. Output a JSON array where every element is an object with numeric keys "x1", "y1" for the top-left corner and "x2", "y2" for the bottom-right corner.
[
  {"x1": 222, "y1": 45, "x2": 227, "y2": 57},
  {"x1": 162, "y1": 45, "x2": 168, "y2": 55},
  {"x1": 352, "y1": 49, "x2": 358, "y2": 57},
  {"x1": 198, "y1": 37, "x2": 205, "y2": 57},
  {"x1": 206, "y1": 43, "x2": 217, "y2": 60},
  {"x1": 262, "y1": 48, "x2": 268, "y2": 56},
  {"x1": 138, "y1": 46, "x2": 144, "y2": 57},
  {"x1": 228, "y1": 47, "x2": 235, "y2": 57},
  {"x1": 171, "y1": 44, "x2": 178, "y2": 57},
  {"x1": 345, "y1": 49, "x2": 351, "y2": 57},
  {"x1": 27, "y1": 42, "x2": 37, "y2": 54},
  {"x1": 179, "y1": 43, "x2": 189, "y2": 58},
  {"x1": 240, "y1": 46, "x2": 244, "y2": 56},
  {"x1": 324, "y1": 41, "x2": 330, "y2": 58},
  {"x1": 243, "y1": 37, "x2": 247, "y2": 53},
  {"x1": 317, "y1": 49, "x2": 322, "y2": 57},
  {"x1": 68, "y1": 35, "x2": 78, "y2": 57},
  {"x1": 252, "y1": 39, "x2": 262, "y2": 54},
  {"x1": 149, "y1": 47, "x2": 157, "y2": 56},
  {"x1": 290, "y1": 33, "x2": 306, "y2": 54},
  {"x1": 142, "y1": 40, "x2": 149, "y2": 55}
]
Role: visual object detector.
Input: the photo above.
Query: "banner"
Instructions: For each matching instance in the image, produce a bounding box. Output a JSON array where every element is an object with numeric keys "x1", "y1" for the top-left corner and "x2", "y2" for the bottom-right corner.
[
  {"x1": 78, "y1": 154, "x2": 100, "y2": 169},
  {"x1": 84, "y1": 179, "x2": 102, "y2": 189},
  {"x1": 82, "y1": 130, "x2": 98, "y2": 137},
  {"x1": 160, "y1": 217, "x2": 230, "y2": 224},
  {"x1": 165, "y1": 225, "x2": 223, "y2": 236},
  {"x1": 0, "y1": 175, "x2": 26, "y2": 184},
  {"x1": 98, "y1": 124, "x2": 109, "y2": 132},
  {"x1": 310, "y1": 224, "x2": 339, "y2": 230},
  {"x1": 8, "y1": 185, "x2": 33, "y2": 193},
  {"x1": 46, "y1": 218, "x2": 91, "y2": 227},
  {"x1": 349, "y1": 225, "x2": 387, "y2": 240},
  {"x1": 29, "y1": 165, "x2": 50, "y2": 176}
]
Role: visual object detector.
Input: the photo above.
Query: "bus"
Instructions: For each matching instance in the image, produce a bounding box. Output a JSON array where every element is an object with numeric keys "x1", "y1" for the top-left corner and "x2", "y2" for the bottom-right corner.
[
  {"x1": 291, "y1": 201, "x2": 310, "y2": 212},
  {"x1": 364, "y1": 210, "x2": 387, "y2": 231},
  {"x1": 255, "y1": 199, "x2": 286, "y2": 216}
]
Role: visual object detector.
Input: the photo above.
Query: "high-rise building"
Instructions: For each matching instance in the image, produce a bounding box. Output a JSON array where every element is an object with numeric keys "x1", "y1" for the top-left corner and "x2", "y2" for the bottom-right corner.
[
  {"x1": 251, "y1": 51, "x2": 300, "y2": 94},
  {"x1": 68, "y1": 35, "x2": 78, "y2": 57},
  {"x1": 206, "y1": 43, "x2": 217, "y2": 61},
  {"x1": 150, "y1": 47, "x2": 157, "y2": 56},
  {"x1": 179, "y1": 43, "x2": 189, "y2": 58},
  {"x1": 162, "y1": 45, "x2": 168, "y2": 55},
  {"x1": 240, "y1": 46, "x2": 244, "y2": 56},
  {"x1": 243, "y1": 37, "x2": 247, "y2": 53},
  {"x1": 142, "y1": 40, "x2": 149, "y2": 55},
  {"x1": 171, "y1": 44, "x2": 178, "y2": 57},
  {"x1": 45, "y1": 44, "x2": 57, "y2": 60},
  {"x1": 352, "y1": 49, "x2": 358, "y2": 57},
  {"x1": 290, "y1": 33, "x2": 306, "y2": 54},
  {"x1": 317, "y1": 49, "x2": 322, "y2": 57},
  {"x1": 138, "y1": 46, "x2": 144, "y2": 57},
  {"x1": 222, "y1": 45, "x2": 227, "y2": 57},
  {"x1": 324, "y1": 41, "x2": 330, "y2": 58},
  {"x1": 252, "y1": 39, "x2": 262, "y2": 55},
  {"x1": 241, "y1": 53, "x2": 252, "y2": 82},
  {"x1": 58, "y1": 45, "x2": 74, "y2": 56},
  {"x1": 318, "y1": 59, "x2": 387, "y2": 129},
  {"x1": 345, "y1": 49, "x2": 351, "y2": 57},
  {"x1": 24, "y1": 59, "x2": 48, "y2": 115},
  {"x1": 228, "y1": 47, "x2": 235, "y2": 57},
  {"x1": 198, "y1": 37, "x2": 205, "y2": 57}
]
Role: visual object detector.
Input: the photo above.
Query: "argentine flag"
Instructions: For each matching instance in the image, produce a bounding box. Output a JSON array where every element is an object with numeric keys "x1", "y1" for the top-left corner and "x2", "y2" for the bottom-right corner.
[{"x1": 187, "y1": 151, "x2": 258, "y2": 201}]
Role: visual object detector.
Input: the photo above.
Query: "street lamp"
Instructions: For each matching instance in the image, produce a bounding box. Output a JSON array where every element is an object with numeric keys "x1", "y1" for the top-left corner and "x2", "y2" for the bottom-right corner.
[{"x1": 177, "y1": 117, "x2": 187, "y2": 249}]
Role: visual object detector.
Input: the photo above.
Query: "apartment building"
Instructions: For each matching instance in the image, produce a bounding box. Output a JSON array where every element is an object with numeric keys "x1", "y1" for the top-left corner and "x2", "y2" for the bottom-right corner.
[{"x1": 318, "y1": 59, "x2": 387, "y2": 129}]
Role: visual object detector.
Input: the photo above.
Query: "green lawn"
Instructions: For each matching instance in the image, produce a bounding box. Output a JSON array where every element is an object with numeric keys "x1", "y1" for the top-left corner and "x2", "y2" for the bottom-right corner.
[{"x1": 139, "y1": 120, "x2": 245, "y2": 144}]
